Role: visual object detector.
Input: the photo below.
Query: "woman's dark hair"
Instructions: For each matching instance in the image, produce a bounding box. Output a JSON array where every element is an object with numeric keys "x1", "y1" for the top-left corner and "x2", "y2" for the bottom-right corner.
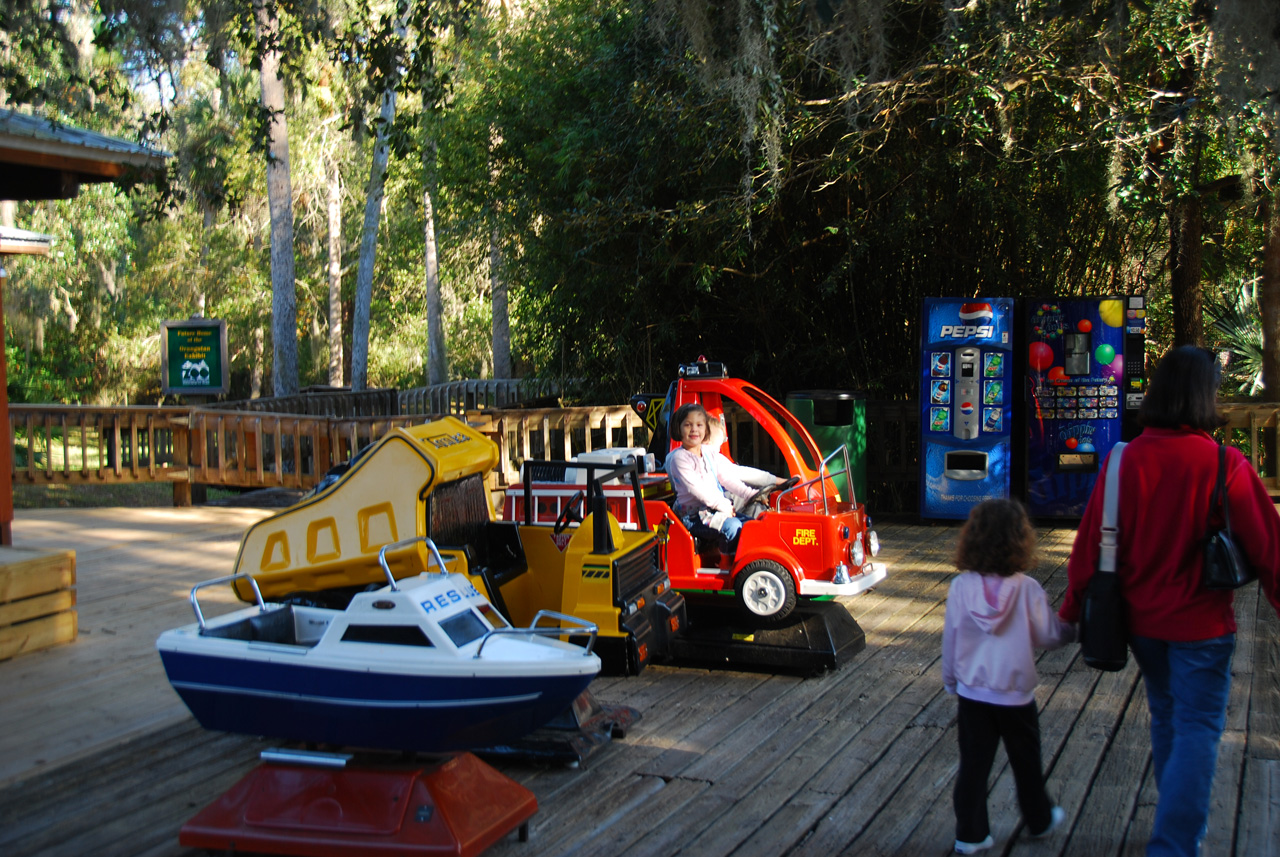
[
  {"x1": 1138, "y1": 345, "x2": 1226, "y2": 431},
  {"x1": 671, "y1": 402, "x2": 709, "y2": 441},
  {"x1": 954, "y1": 498, "x2": 1037, "y2": 577}
]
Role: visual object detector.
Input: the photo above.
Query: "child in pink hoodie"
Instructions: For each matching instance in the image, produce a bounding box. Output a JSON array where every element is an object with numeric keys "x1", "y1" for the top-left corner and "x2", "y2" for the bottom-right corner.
[{"x1": 942, "y1": 499, "x2": 1076, "y2": 854}]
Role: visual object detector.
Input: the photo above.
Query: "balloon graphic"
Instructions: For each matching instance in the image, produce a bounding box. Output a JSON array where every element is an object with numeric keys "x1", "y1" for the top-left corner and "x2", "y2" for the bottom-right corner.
[
  {"x1": 1077, "y1": 319, "x2": 1093, "y2": 333},
  {"x1": 1065, "y1": 437, "x2": 1079, "y2": 449},
  {"x1": 1078, "y1": 442, "x2": 1096, "y2": 453},
  {"x1": 1103, "y1": 354, "x2": 1124, "y2": 381},
  {"x1": 1095, "y1": 343, "x2": 1116, "y2": 365},
  {"x1": 1048, "y1": 366, "x2": 1068, "y2": 385},
  {"x1": 1028, "y1": 342, "x2": 1054, "y2": 371},
  {"x1": 1099, "y1": 299, "x2": 1124, "y2": 328}
]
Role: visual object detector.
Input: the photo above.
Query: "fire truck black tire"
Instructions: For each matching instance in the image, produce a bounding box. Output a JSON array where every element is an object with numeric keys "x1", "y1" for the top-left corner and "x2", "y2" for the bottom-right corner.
[
  {"x1": 553, "y1": 490, "x2": 586, "y2": 535},
  {"x1": 734, "y1": 560, "x2": 797, "y2": 622}
]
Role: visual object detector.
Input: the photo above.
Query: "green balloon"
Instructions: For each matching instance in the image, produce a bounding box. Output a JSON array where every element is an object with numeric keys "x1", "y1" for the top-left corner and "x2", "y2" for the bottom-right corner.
[{"x1": 1095, "y1": 343, "x2": 1116, "y2": 365}]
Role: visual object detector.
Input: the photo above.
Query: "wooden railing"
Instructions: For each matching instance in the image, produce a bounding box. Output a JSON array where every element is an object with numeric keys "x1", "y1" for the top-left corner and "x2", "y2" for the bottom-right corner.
[
  {"x1": 10, "y1": 405, "x2": 189, "y2": 485},
  {"x1": 9, "y1": 400, "x2": 1277, "y2": 513},
  {"x1": 1219, "y1": 403, "x2": 1280, "y2": 494}
]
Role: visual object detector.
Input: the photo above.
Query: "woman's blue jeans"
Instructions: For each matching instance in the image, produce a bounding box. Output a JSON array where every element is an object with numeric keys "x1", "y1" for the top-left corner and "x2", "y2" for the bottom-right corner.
[{"x1": 1129, "y1": 634, "x2": 1235, "y2": 857}]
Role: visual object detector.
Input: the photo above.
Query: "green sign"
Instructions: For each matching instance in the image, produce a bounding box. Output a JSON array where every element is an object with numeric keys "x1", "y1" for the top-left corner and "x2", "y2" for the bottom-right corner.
[{"x1": 161, "y1": 319, "x2": 229, "y2": 395}]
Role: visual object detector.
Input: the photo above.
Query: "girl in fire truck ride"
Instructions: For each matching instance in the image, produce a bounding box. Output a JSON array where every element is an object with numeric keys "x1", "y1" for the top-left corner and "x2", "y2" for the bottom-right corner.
[{"x1": 665, "y1": 402, "x2": 779, "y2": 551}]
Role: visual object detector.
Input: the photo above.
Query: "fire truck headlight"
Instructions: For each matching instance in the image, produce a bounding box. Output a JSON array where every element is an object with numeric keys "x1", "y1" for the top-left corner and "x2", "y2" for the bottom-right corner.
[
  {"x1": 868, "y1": 530, "x2": 880, "y2": 557},
  {"x1": 850, "y1": 535, "x2": 865, "y2": 567}
]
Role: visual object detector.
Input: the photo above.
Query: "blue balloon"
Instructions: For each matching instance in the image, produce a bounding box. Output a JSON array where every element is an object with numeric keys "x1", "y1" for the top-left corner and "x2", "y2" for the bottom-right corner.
[{"x1": 1077, "y1": 442, "x2": 1096, "y2": 453}]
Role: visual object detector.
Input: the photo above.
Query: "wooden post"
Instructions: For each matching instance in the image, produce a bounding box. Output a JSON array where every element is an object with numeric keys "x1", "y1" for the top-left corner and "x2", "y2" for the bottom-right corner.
[
  {"x1": 0, "y1": 265, "x2": 13, "y2": 544},
  {"x1": 171, "y1": 419, "x2": 192, "y2": 507}
]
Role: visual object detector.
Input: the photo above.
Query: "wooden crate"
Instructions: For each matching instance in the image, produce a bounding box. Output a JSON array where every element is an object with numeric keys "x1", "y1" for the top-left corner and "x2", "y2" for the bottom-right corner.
[{"x1": 0, "y1": 546, "x2": 77, "y2": 660}]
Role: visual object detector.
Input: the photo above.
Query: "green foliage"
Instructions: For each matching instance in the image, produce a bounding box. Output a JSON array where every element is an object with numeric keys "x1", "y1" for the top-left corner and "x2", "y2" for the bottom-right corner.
[
  {"x1": 1206, "y1": 281, "x2": 1265, "y2": 397},
  {"x1": 2, "y1": 0, "x2": 1278, "y2": 408}
]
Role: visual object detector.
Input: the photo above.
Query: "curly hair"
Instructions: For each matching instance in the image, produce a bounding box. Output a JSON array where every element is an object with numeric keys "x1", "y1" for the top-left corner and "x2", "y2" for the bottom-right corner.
[{"x1": 953, "y1": 498, "x2": 1038, "y2": 577}]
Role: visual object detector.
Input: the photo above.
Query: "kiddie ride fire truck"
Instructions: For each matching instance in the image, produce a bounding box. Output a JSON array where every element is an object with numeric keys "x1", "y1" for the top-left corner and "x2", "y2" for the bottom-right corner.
[{"x1": 505, "y1": 359, "x2": 886, "y2": 666}]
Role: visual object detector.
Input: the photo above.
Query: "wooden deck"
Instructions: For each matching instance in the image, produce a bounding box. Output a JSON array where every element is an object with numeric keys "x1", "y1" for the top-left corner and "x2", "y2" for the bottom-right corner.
[{"x1": 0, "y1": 509, "x2": 1275, "y2": 857}]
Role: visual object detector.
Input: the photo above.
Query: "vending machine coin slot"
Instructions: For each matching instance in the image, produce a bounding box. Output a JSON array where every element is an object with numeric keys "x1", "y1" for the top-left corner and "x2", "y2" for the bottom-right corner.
[{"x1": 1064, "y1": 332, "x2": 1091, "y2": 375}]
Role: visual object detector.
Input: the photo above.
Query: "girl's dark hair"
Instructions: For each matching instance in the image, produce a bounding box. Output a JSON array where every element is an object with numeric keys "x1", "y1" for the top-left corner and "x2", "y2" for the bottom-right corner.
[
  {"x1": 954, "y1": 498, "x2": 1037, "y2": 577},
  {"x1": 1139, "y1": 345, "x2": 1226, "y2": 431},
  {"x1": 671, "y1": 402, "x2": 709, "y2": 441}
]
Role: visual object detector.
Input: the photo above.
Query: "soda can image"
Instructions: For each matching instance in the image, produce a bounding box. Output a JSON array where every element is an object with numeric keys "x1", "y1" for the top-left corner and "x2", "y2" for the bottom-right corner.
[
  {"x1": 930, "y1": 407, "x2": 950, "y2": 432},
  {"x1": 931, "y1": 380, "x2": 951, "y2": 404},
  {"x1": 931, "y1": 352, "x2": 951, "y2": 377},
  {"x1": 983, "y1": 353, "x2": 1003, "y2": 377},
  {"x1": 983, "y1": 408, "x2": 1002, "y2": 432},
  {"x1": 983, "y1": 380, "x2": 1003, "y2": 405}
]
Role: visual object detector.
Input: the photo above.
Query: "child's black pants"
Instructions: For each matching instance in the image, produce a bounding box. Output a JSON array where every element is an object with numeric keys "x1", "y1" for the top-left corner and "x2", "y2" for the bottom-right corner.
[{"x1": 953, "y1": 696, "x2": 1053, "y2": 842}]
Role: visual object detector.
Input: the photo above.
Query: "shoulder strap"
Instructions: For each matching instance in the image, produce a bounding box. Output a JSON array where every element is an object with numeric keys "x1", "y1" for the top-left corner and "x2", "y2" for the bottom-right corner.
[
  {"x1": 1211, "y1": 443, "x2": 1232, "y2": 534},
  {"x1": 1098, "y1": 442, "x2": 1126, "y2": 573}
]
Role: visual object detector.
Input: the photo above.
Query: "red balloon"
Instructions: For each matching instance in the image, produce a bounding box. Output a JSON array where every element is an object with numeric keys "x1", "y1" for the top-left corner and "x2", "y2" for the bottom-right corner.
[
  {"x1": 1065, "y1": 437, "x2": 1079, "y2": 449},
  {"x1": 1077, "y1": 319, "x2": 1093, "y2": 332},
  {"x1": 1028, "y1": 342, "x2": 1054, "y2": 372},
  {"x1": 1048, "y1": 366, "x2": 1068, "y2": 385}
]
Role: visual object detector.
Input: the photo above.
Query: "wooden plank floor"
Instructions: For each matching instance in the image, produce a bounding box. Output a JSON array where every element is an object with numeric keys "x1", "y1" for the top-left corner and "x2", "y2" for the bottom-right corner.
[{"x1": 0, "y1": 509, "x2": 1275, "y2": 856}]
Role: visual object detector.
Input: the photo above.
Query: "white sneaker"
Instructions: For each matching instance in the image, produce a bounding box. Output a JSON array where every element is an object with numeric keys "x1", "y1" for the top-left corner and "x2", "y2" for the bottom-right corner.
[
  {"x1": 954, "y1": 835, "x2": 994, "y2": 854},
  {"x1": 1030, "y1": 806, "x2": 1066, "y2": 838}
]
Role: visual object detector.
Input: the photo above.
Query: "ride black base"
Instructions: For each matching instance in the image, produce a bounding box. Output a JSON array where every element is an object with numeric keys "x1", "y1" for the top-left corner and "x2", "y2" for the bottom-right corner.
[
  {"x1": 179, "y1": 751, "x2": 535, "y2": 856},
  {"x1": 473, "y1": 689, "x2": 641, "y2": 765},
  {"x1": 667, "y1": 594, "x2": 867, "y2": 676}
]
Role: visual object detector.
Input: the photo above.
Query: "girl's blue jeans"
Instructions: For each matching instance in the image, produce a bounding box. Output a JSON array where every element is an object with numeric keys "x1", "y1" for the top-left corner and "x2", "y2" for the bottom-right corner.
[{"x1": 1129, "y1": 633, "x2": 1235, "y2": 857}]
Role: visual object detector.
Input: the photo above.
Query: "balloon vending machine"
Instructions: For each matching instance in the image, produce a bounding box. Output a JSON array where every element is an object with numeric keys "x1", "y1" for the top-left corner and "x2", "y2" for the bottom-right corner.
[
  {"x1": 1022, "y1": 296, "x2": 1147, "y2": 517},
  {"x1": 919, "y1": 298, "x2": 1016, "y2": 519}
]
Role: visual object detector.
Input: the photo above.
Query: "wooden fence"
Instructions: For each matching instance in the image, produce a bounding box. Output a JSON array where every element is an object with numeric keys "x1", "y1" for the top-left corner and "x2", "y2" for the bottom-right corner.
[{"x1": 8, "y1": 400, "x2": 1277, "y2": 514}]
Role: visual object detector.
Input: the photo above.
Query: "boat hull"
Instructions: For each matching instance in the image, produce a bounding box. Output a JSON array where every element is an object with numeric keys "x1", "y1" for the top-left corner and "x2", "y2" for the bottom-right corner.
[{"x1": 159, "y1": 649, "x2": 596, "y2": 754}]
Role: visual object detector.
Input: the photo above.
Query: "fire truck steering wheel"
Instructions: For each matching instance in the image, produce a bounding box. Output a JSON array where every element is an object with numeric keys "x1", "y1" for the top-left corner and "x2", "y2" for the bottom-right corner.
[
  {"x1": 553, "y1": 490, "x2": 586, "y2": 534},
  {"x1": 746, "y1": 475, "x2": 803, "y2": 510}
]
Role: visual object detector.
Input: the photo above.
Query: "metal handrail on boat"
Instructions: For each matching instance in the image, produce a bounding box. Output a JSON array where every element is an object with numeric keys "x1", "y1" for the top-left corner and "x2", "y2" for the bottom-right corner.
[
  {"x1": 474, "y1": 609, "x2": 599, "y2": 659},
  {"x1": 377, "y1": 536, "x2": 451, "y2": 591},
  {"x1": 189, "y1": 573, "x2": 267, "y2": 632}
]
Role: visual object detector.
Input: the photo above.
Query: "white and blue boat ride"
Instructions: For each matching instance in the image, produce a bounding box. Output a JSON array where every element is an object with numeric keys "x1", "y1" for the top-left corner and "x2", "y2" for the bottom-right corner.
[{"x1": 157, "y1": 537, "x2": 601, "y2": 754}]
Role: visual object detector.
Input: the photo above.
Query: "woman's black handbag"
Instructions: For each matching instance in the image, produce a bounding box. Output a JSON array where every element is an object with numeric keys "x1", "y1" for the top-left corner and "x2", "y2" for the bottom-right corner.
[
  {"x1": 1203, "y1": 443, "x2": 1258, "y2": 590},
  {"x1": 1080, "y1": 443, "x2": 1129, "y2": 672}
]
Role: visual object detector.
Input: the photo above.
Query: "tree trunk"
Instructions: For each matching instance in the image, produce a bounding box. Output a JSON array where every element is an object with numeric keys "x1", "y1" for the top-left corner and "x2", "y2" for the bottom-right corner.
[
  {"x1": 1261, "y1": 186, "x2": 1280, "y2": 395},
  {"x1": 1170, "y1": 197, "x2": 1205, "y2": 347},
  {"x1": 254, "y1": 0, "x2": 299, "y2": 397},
  {"x1": 350, "y1": 10, "x2": 406, "y2": 392},
  {"x1": 328, "y1": 159, "x2": 344, "y2": 387},
  {"x1": 425, "y1": 158, "x2": 446, "y2": 386},
  {"x1": 349, "y1": 88, "x2": 397, "y2": 392},
  {"x1": 198, "y1": 202, "x2": 214, "y2": 316},
  {"x1": 491, "y1": 225, "x2": 511, "y2": 378},
  {"x1": 251, "y1": 326, "x2": 264, "y2": 399}
]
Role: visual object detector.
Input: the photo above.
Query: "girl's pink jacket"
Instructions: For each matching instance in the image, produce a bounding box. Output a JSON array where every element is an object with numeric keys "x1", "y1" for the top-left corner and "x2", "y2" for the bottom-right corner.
[{"x1": 943, "y1": 572, "x2": 1076, "y2": 707}]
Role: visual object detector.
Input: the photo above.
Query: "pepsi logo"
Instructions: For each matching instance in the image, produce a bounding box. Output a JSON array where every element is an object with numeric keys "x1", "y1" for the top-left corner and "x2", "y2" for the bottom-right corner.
[
  {"x1": 960, "y1": 402, "x2": 974, "y2": 415},
  {"x1": 958, "y1": 302, "x2": 994, "y2": 322}
]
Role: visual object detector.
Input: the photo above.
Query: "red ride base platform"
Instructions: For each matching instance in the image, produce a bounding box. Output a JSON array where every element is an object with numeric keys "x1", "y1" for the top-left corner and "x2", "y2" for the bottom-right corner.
[{"x1": 180, "y1": 752, "x2": 536, "y2": 856}]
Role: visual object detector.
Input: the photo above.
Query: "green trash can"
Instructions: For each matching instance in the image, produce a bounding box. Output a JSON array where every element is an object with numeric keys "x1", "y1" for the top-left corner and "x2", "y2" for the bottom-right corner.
[{"x1": 785, "y1": 390, "x2": 867, "y2": 506}]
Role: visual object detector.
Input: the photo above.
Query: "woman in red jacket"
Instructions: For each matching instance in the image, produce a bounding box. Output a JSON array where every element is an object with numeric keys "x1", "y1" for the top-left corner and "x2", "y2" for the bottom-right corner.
[{"x1": 1062, "y1": 346, "x2": 1280, "y2": 857}]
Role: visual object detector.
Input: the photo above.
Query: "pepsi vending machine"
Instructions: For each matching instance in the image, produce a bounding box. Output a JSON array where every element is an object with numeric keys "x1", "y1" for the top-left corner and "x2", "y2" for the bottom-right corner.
[
  {"x1": 920, "y1": 298, "x2": 1016, "y2": 519},
  {"x1": 1023, "y1": 296, "x2": 1146, "y2": 517}
]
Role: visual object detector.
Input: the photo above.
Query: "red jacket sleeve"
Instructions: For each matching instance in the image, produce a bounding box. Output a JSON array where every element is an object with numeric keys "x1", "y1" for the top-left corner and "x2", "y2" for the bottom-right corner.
[{"x1": 1224, "y1": 447, "x2": 1280, "y2": 619}]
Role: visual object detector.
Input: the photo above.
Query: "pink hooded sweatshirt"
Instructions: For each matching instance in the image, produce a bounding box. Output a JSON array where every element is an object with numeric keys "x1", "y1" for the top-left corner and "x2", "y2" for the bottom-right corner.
[{"x1": 942, "y1": 572, "x2": 1076, "y2": 706}]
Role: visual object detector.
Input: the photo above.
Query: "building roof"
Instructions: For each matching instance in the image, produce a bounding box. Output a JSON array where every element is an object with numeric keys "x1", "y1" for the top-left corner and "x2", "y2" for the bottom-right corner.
[
  {"x1": 0, "y1": 108, "x2": 171, "y2": 201},
  {"x1": 0, "y1": 226, "x2": 53, "y2": 257}
]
